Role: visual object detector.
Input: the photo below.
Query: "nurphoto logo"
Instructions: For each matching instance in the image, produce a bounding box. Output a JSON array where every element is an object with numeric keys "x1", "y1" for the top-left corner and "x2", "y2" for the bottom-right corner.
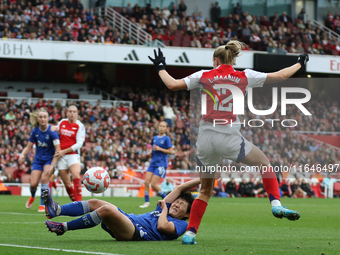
[{"x1": 200, "y1": 85, "x2": 312, "y2": 128}]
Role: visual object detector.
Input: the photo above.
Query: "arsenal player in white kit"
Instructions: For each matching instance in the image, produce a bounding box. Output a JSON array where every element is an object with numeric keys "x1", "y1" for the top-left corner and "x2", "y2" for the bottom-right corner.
[
  {"x1": 54, "y1": 105, "x2": 85, "y2": 201},
  {"x1": 148, "y1": 42, "x2": 309, "y2": 245}
]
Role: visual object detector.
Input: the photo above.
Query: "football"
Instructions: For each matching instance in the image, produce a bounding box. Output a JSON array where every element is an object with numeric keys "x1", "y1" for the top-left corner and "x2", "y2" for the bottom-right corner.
[{"x1": 83, "y1": 167, "x2": 110, "y2": 193}]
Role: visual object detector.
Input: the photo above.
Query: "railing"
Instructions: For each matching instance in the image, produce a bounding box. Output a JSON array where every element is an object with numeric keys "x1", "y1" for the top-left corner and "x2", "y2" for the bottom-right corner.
[
  {"x1": 311, "y1": 19, "x2": 340, "y2": 42},
  {"x1": 92, "y1": 6, "x2": 165, "y2": 48},
  {"x1": 0, "y1": 96, "x2": 133, "y2": 108}
]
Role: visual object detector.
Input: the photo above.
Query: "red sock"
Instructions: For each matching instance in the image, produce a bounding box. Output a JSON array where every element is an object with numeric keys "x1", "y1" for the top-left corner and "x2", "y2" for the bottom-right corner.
[
  {"x1": 66, "y1": 186, "x2": 75, "y2": 201},
  {"x1": 186, "y1": 199, "x2": 207, "y2": 233},
  {"x1": 52, "y1": 181, "x2": 57, "y2": 189},
  {"x1": 49, "y1": 182, "x2": 53, "y2": 190},
  {"x1": 73, "y1": 178, "x2": 82, "y2": 201},
  {"x1": 261, "y1": 166, "x2": 280, "y2": 202}
]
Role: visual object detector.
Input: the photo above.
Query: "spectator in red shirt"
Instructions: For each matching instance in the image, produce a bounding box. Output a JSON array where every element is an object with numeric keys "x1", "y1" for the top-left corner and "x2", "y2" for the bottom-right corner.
[
  {"x1": 13, "y1": 165, "x2": 27, "y2": 183},
  {"x1": 35, "y1": 98, "x2": 46, "y2": 109}
]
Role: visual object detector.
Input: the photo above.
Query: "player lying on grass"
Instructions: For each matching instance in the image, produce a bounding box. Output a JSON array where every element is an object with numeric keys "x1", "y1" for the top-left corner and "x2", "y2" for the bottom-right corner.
[{"x1": 43, "y1": 178, "x2": 202, "y2": 241}]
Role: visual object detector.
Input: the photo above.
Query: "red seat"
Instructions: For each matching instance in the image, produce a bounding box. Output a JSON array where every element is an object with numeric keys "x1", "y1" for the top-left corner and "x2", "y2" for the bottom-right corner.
[
  {"x1": 181, "y1": 35, "x2": 191, "y2": 47},
  {"x1": 22, "y1": 174, "x2": 31, "y2": 183},
  {"x1": 4, "y1": 167, "x2": 16, "y2": 175},
  {"x1": 34, "y1": 92, "x2": 43, "y2": 98},
  {"x1": 113, "y1": 7, "x2": 121, "y2": 13},
  {"x1": 333, "y1": 182, "x2": 340, "y2": 197},
  {"x1": 332, "y1": 49, "x2": 339, "y2": 56},
  {"x1": 70, "y1": 94, "x2": 79, "y2": 99},
  {"x1": 163, "y1": 39, "x2": 171, "y2": 46},
  {"x1": 311, "y1": 183, "x2": 325, "y2": 198}
]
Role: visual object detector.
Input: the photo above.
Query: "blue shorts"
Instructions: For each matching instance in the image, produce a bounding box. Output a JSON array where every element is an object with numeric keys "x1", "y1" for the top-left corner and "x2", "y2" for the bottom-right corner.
[
  {"x1": 101, "y1": 208, "x2": 144, "y2": 241},
  {"x1": 31, "y1": 158, "x2": 53, "y2": 171},
  {"x1": 147, "y1": 166, "x2": 167, "y2": 178}
]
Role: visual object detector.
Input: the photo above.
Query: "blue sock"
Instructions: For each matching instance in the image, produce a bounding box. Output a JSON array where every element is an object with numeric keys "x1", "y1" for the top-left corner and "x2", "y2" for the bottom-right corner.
[
  {"x1": 60, "y1": 201, "x2": 90, "y2": 216},
  {"x1": 40, "y1": 184, "x2": 49, "y2": 205},
  {"x1": 157, "y1": 191, "x2": 166, "y2": 199},
  {"x1": 30, "y1": 187, "x2": 37, "y2": 198},
  {"x1": 66, "y1": 211, "x2": 102, "y2": 231},
  {"x1": 144, "y1": 191, "x2": 149, "y2": 203}
]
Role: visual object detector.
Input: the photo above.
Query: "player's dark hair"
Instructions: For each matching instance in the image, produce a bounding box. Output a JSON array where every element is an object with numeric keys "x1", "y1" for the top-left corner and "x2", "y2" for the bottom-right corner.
[
  {"x1": 213, "y1": 40, "x2": 244, "y2": 65},
  {"x1": 177, "y1": 192, "x2": 195, "y2": 220}
]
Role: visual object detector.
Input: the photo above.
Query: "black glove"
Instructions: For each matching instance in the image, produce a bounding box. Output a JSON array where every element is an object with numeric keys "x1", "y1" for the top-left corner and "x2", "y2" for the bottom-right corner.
[
  {"x1": 297, "y1": 53, "x2": 309, "y2": 67},
  {"x1": 148, "y1": 48, "x2": 166, "y2": 72}
]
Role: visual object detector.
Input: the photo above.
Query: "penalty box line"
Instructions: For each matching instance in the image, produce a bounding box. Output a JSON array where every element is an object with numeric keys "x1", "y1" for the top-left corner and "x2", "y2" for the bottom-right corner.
[{"x1": 0, "y1": 243, "x2": 124, "y2": 255}]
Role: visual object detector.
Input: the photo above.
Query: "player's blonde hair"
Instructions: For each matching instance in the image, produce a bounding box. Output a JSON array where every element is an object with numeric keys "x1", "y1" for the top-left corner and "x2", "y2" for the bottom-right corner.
[
  {"x1": 213, "y1": 40, "x2": 244, "y2": 65},
  {"x1": 30, "y1": 108, "x2": 48, "y2": 128}
]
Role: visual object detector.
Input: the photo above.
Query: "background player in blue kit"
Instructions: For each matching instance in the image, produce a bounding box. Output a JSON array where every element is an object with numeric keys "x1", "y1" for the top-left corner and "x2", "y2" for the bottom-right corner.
[
  {"x1": 19, "y1": 109, "x2": 60, "y2": 212},
  {"x1": 140, "y1": 121, "x2": 174, "y2": 208},
  {"x1": 44, "y1": 177, "x2": 201, "y2": 241}
]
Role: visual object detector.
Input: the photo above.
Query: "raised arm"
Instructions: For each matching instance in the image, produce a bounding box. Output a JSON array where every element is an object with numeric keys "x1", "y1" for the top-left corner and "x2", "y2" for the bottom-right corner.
[
  {"x1": 164, "y1": 178, "x2": 201, "y2": 204},
  {"x1": 265, "y1": 53, "x2": 309, "y2": 84},
  {"x1": 149, "y1": 48, "x2": 187, "y2": 91}
]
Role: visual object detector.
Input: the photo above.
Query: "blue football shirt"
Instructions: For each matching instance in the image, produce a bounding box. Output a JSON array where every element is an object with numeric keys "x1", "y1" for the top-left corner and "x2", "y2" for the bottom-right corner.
[
  {"x1": 126, "y1": 203, "x2": 188, "y2": 241},
  {"x1": 28, "y1": 125, "x2": 59, "y2": 161},
  {"x1": 150, "y1": 135, "x2": 172, "y2": 168}
]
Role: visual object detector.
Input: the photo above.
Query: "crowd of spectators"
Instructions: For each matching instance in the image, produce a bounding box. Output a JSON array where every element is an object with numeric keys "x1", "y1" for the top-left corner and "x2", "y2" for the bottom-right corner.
[
  {"x1": 0, "y1": 84, "x2": 339, "y2": 185},
  {"x1": 216, "y1": 176, "x2": 318, "y2": 198},
  {"x1": 0, "y1": 1, "x2": 339, "y2": 55}
]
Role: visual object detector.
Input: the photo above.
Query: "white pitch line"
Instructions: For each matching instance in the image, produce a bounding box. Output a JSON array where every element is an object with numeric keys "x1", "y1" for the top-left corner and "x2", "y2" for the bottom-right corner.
[
  {"x1": 0, "y1": 222, "x2": 41, "y2": 224},
  {"x1": 0, "y1": 212, "x2": 46, "y2": 216},
  {"x1": 0, "y1": 244, "x2": 124, "y2": 255}
]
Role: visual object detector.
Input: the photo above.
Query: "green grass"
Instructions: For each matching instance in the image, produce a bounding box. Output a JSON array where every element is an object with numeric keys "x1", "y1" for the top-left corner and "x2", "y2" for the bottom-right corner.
[{"x1": 0, "y1": 196, "x2": 339, "y2": 255}]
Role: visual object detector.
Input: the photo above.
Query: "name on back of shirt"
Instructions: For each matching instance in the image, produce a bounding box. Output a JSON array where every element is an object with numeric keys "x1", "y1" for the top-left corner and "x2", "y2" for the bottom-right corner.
[{"x1": 208, "y1": 74, "x2": 240, "y2": 84}]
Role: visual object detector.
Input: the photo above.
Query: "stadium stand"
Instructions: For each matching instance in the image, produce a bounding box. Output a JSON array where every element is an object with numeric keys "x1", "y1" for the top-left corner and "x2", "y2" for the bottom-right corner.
[{"x1": 0, "y1": 1, "x2": 339, "y2": 55}]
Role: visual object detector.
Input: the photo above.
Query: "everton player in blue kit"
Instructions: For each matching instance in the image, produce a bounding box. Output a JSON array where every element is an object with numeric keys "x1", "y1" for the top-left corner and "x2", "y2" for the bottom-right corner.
[
  {"x1": 19, "y1": 109, "x2": 60, "y2": 212},
  {"x1": 43, "y1": 178, "x2": 201, "y2": 241},
  {"x1": 140, "y1": 121, "x2": 173, "y2": 208}
]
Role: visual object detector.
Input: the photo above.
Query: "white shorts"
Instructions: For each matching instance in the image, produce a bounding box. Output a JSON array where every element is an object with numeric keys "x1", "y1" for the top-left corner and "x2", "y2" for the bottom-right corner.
[
  {"x1": 57, "y1": 154, "x2": 81, "y2": 170},
  {"x1": 196, "y1": 129, "x2": 253, "y2": 167}
]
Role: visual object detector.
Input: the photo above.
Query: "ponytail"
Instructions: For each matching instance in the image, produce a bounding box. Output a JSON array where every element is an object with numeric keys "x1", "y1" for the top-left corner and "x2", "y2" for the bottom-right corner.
[
  {"x1": 30, "y1": 108, "x2": 48, "y2": 128},
  {"x1": 213, "y1": 40, "x2": 244, "y2": 65}
]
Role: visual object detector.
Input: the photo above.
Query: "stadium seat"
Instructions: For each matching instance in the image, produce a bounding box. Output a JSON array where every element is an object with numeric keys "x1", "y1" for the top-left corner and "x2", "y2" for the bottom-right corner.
[
  {"x1": 70, "y1": 94, "x2": 79, "y2": 99},
  {"x1": 4, "y1": 167, "x2": 16, "y2": 175},
  {"x1": 163, "y1": 39, "x2": 171, "y2": 46},
  {"x1": 60, "y1": 89, "x2": 70, "y2": 94},
  {"x1": 43, "y1": 92, "x2": 68, "y2": 99},
  {"x1": 332, "y1": 49, "x2": 339, "y2": 56},
  {"x1": 7, "y1": 91, "x2": 32, "y2": 98},
  {"x1": 113, "y1": 7, "x2": 121, "y2": 13},
  {"x1": 22, "y1": 174, "x2": 31, "y2": 183},
  {"x1": 311, "y1": 183, "x2": 324, "y2": 198},
  {"x1": 79, "y1": 94, "x2": 103, "y2": 100},
  {"x1": 333, "y1": 182, "x2": 340, "y2": 197},
  {"x1": 181, "y1": 35, "x2": 191, "y2": 47}
]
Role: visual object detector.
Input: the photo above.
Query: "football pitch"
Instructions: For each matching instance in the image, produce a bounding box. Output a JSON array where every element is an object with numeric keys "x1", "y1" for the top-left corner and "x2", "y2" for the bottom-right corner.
[{"x1": 0, "y1": 196, "x2": 339, "y2": 255}]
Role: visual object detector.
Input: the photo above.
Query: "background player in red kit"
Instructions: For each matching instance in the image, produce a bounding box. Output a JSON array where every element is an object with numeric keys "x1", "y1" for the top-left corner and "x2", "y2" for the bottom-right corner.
[
  {"x1": 54, "y1": 105, "x2": 85, "y2": 201},
  {"x1": 148, "y1": 41, "x2": 309, "y2": 245}
]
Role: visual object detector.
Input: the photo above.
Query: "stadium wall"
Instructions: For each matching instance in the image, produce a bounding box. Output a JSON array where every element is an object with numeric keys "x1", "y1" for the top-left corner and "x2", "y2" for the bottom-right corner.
[{"x1": 0, "y1": 39, "x2": 339, "y2": 74}]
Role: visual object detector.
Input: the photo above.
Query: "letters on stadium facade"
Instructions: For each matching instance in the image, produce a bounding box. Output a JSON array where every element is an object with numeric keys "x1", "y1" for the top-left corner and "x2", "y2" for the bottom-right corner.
[{"x1": 0, "y1": 42, "x2": 33, "y2": 56}]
